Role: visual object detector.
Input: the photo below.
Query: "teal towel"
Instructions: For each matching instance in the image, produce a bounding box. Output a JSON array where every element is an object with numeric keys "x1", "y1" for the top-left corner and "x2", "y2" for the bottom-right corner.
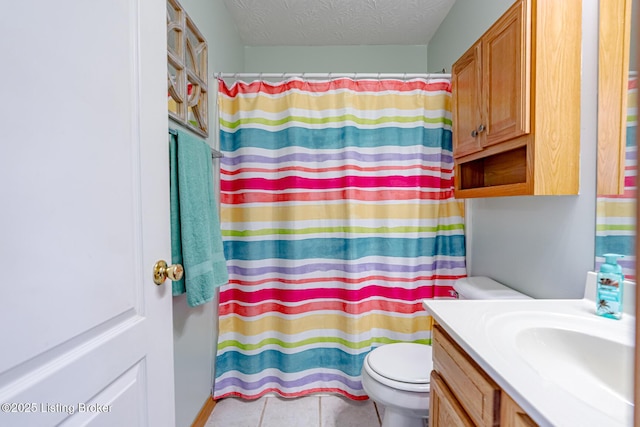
[{"x1": 170, "y1": 129, "x2": 229, "y2": 307}]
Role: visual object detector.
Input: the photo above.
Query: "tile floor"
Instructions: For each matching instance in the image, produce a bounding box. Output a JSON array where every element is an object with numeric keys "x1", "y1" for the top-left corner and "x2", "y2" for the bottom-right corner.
[{"x1": 205, "y1": 395, "x2": 385, "y2": 427}]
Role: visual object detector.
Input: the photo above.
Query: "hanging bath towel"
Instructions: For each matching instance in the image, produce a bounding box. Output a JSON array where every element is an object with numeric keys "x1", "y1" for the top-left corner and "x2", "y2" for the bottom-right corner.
[{"x1": 170, "y1": 128, "x2": 229, "y2": 307}]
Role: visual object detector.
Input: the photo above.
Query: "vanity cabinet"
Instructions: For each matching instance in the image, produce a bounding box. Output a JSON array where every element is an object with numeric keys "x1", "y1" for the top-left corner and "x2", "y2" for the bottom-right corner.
[
  {"x1": 452, "y1": 0, "x2": 582, "y2": 198},
  {"x1": 501, "y1": 392, "x2": 537, "y2": 427},
  {"x1": 430, "y1": 324, "x2": 539, "y2": 427},
  {"x1": 430, "y1": 371, "x2": 474, "y2": 426}
]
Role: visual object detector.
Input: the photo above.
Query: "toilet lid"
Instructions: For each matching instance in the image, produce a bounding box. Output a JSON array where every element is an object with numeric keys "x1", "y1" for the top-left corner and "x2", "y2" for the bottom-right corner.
[{"x1": 367, "y1": 343, "x2": 432, "y2": 384}]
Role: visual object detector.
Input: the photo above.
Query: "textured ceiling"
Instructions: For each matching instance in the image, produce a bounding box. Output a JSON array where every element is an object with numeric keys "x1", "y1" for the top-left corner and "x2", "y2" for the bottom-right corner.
[{"x1": 222, "y1": 0, "x2": 456, "y2": 46}]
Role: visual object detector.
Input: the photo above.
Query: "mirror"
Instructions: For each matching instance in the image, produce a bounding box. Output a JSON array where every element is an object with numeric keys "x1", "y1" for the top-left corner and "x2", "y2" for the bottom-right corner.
[{"x1": 597, "y1": 0, "x2": 637, "y2": 281}]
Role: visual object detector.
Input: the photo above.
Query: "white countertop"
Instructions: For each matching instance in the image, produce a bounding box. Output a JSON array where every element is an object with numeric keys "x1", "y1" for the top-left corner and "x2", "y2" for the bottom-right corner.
[{"x1": 422, "y1": 297, "x2": 635, "y2": 427}]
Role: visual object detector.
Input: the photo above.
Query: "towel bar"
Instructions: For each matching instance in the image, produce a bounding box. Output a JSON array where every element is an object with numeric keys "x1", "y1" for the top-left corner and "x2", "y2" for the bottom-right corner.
[{"x1": 168, "y1": 128, "x2": 223, "y2": 159}]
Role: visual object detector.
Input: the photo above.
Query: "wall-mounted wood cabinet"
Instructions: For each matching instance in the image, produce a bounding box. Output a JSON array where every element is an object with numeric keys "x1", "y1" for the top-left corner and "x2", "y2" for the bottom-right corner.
[
  {"x1": 430, "y1": 324, "x2": 539, "y2": 427},
  {"x1": 452, "y1": 0, "x2": 582, "y2": 198},
  {"x1": 597, "y1": 0, "x2": 633, "y2": 196}
]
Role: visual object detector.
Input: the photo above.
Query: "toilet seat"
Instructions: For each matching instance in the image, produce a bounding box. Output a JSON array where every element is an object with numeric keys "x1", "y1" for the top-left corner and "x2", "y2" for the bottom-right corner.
[{"x1": 363, "y1": 343, "x2": 432, "y2": 392}]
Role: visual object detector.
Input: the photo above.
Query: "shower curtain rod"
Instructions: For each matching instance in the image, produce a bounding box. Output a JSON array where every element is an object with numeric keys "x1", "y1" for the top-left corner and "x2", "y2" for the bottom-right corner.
[{"x1": 214, "y1": 72, "x2": 451, "y2": 80}]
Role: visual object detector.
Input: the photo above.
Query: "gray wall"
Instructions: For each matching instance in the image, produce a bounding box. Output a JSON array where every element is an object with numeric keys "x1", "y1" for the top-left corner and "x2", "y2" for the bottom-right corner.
[
  {"x1": 428, "y1": 0, "x2": 598, "y2": 299},
  {"x1": 171, "y1": 1, "x2": 243, "y2": 426},
  {"x1": 244, "y1": 45, "x2": 429, "y2": 73}
]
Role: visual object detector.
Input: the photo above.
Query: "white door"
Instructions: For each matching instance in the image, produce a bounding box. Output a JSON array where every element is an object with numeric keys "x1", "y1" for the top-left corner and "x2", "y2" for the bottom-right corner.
[{"x1": 0, "y1": 0, "x2": 175, "y2": 426}]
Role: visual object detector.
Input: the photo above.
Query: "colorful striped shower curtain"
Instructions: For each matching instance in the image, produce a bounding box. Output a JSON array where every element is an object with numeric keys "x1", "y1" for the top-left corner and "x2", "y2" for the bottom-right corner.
[
  {"x1": 596, "y1": 76, "x2": 637, "y2": 280},
  {"x1": 214, "y1": 77, "x2": 466, "y2": 400}
]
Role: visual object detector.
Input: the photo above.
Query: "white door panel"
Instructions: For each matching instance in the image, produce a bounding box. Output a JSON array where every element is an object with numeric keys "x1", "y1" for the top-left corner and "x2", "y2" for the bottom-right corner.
[{"x1": 0, "y1": 0, "x2": 175, "y2": 425}]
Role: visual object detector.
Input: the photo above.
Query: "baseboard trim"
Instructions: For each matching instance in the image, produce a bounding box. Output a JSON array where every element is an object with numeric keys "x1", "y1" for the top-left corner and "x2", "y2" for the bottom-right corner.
[{"x1": 191, "y1": 395, "x2": 216, "y2": 427}]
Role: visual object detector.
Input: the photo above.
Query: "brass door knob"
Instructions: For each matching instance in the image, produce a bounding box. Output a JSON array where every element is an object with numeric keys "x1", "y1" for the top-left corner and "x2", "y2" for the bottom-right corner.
[{"x1": 153, "y1": 260, "x2": 184, "y2": 285}]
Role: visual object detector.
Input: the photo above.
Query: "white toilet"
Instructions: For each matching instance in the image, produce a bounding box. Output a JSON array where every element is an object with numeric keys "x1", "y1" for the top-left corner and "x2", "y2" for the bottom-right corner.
[{"x1": 360, "y1": 277, "x2": 530, "y2": 427}]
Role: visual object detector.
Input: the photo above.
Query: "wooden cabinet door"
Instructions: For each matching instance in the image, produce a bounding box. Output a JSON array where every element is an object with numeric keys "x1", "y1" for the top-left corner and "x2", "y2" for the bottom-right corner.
[
  {"x1": 452, "y1": 42, "x2": 483, "y2": 158},
  {"x1": 501, "y1": 392, "x2": 538, "y2": 427},
  {"x1": 429, "y1": 371, "x2": 475, "y2": 427},
  {"x1": 482, "y1": 0, "x2": 530, "y2": 148}
]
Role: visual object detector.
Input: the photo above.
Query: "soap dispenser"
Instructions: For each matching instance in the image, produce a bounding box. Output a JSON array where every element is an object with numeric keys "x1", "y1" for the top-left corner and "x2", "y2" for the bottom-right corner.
[{"x1": 596, "y1": 253, "x2": 625, "y2": 319}]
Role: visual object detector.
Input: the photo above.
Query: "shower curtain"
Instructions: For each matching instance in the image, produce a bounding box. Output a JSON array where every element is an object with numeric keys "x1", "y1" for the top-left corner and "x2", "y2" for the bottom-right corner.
[
  {"x1": 214, "y1": 76, "x2": 466, "y2": 400},
  {"x1": 596, "y1": 76, "x2": 637, "y2": 280}
]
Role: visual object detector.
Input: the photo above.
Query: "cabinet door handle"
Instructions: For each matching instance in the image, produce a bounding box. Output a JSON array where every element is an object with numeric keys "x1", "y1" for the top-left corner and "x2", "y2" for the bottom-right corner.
[
  {"x1": 471, "y1": 129, "x2": 478, "y2": 137},
  {"x1": 477, "y1": 124, "x2": 486, "y2": 133}
]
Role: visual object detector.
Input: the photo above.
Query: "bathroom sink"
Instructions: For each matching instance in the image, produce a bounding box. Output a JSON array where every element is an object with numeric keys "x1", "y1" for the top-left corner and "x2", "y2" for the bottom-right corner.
[
  {"x1": 516, "y1": 326, "x2": 633, "y2": 404},
  {"x1": 486, "y1": 311, "x2": 634, "y2": 425}
]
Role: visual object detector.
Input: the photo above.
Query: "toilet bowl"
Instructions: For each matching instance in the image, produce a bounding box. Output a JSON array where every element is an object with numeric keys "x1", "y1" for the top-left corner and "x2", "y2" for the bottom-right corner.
[
  {"x1": 361, "y1": 276, "x2": 530, "y2": 427},
  {"x1": 361, "y1": 342, "x2": 432, "y2": 427}
]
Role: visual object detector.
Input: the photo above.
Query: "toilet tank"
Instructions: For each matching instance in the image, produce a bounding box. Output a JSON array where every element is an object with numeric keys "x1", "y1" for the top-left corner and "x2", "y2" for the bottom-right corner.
[{"x1": 453, "y1": 276, "x2": 531, "y2": 300}]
